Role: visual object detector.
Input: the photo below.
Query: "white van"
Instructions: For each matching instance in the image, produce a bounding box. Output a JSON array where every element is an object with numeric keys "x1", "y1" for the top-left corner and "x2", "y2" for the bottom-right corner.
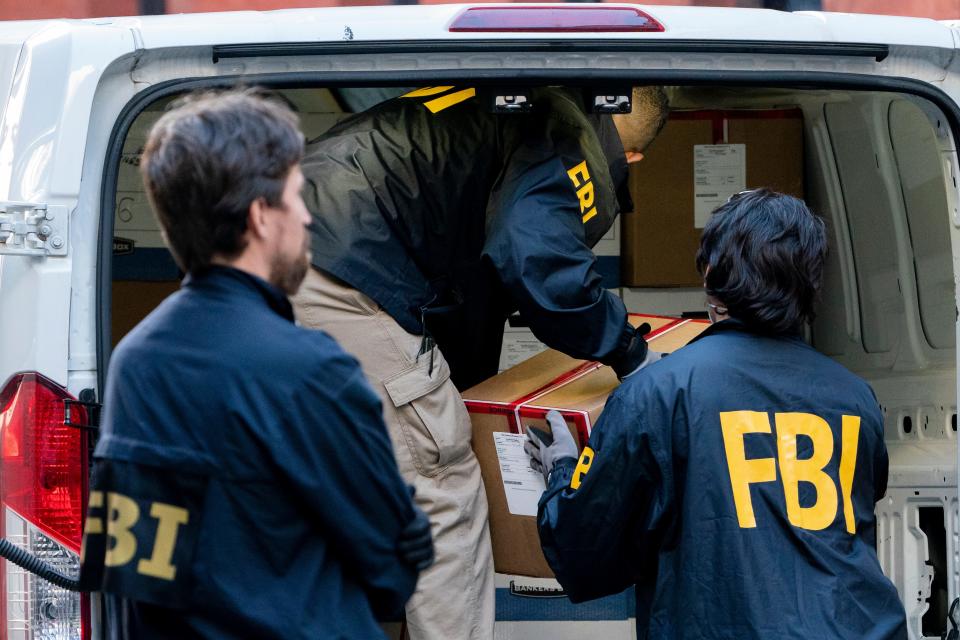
[{"x1": 0, "y1": 4, "x2": 957, "y2": 639}]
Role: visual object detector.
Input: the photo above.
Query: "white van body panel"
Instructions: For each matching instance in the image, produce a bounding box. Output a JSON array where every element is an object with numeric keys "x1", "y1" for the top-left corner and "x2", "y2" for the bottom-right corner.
[
  {"x1": 0, "y1": 23, "x2": 132, "y2": 391},
  {"x1": 92, "y1": 6, "x2": 958, "y2": 49}
]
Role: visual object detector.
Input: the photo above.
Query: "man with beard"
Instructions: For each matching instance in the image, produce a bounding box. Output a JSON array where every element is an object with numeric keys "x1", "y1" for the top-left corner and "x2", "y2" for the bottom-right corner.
[
  {"x1": 293, "y1": 85, "x2": 668, "y2": 639},
  {"x1": 79, "y1": 90, "x2": 434, "y2": 639}
]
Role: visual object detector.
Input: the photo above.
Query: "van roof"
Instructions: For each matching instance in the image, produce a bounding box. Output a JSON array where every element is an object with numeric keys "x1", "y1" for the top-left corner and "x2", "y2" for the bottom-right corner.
[{"x1": 2, "y1": 5, "x2": 957, "y2": 52}]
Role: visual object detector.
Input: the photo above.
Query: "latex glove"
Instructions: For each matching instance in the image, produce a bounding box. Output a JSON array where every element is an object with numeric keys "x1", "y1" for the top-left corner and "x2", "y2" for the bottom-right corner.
[
  {"x1": 524, "y1": 409, "x2": 579, "y2": 482},
  {"x1": 619, "y1": 349, "x2": 664, "y2": 381},
  {"x1": 398, "y1": 501, "x2": 434, "y2": 572}
]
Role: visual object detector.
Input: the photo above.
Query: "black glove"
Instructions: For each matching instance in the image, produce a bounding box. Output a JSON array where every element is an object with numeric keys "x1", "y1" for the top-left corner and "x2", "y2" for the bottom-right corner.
[
  {"x1": 619, "y1": 348, "x2": 663, "y2": 380},
  {"x1": 606, "y1": 322, "x2": 652, "y2": 380},
  {"x1": 398, "y1": 497, "x2": 434, "y2": 572}
]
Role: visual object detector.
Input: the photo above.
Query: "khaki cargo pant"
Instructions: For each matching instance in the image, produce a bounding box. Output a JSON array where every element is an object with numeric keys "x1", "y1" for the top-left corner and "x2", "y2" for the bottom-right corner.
[{"x1": 291, "y1": 268, "x2": 495, "y2": 640}]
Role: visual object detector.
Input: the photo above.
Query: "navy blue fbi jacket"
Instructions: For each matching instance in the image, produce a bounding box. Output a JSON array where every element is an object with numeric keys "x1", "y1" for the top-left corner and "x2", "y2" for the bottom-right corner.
[
  {"x1": 302, "y1": 87, "x2": 638, "y2": 388},
  {"x1": 79, "y1": 267, "x2": 419, "y2": 640},
  {"x1": 538, "y1": 320, "x2": 907, "y2": 640}
]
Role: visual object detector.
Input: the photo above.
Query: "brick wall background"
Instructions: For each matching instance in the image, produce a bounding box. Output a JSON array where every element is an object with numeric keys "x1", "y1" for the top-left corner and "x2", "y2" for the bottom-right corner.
[{"x1": 1, "y1": 0, "x2": 958, "y2": 24}]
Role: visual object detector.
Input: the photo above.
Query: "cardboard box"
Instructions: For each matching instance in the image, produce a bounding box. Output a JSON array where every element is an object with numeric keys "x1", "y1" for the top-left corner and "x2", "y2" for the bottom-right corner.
[
  {"x1": 499, "y1": 314, "x2": 551, "y2": 374},
  {"x1": 111, "y1": 280, "x2": 180, "y2": 347},
  {"x1": 622, "y1": 109, "x2": 805, "y2": 287},
  {"x1": 466, "y1": 314, "x2": 709, "y2": 578}
]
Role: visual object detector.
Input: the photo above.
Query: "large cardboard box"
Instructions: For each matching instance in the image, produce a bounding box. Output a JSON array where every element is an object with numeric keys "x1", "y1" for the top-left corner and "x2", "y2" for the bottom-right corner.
[
  {"x1": 622, "y1": 109, "x2": 805, "y2": 287},
  {"x1": 111, "y1": 280, "x2": 180, "y2": 347},
  {"x1": 466, "y1": 314, "x2": 709, "y2": 578}
]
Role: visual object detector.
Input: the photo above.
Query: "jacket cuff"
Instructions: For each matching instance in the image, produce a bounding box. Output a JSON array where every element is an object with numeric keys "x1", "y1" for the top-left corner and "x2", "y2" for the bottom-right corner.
[
  {"x1": 547, "y1": 457, "x2": 578, "y2": 491},
  {"x1": 602, "y1": 323, "x2": 649, "y2": 379}
]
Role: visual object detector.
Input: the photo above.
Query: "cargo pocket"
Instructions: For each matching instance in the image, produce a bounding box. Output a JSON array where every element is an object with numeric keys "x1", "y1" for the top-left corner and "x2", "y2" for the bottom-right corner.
[{"x1": 383, "y1": 349, "x2": 473, "y2": 477}]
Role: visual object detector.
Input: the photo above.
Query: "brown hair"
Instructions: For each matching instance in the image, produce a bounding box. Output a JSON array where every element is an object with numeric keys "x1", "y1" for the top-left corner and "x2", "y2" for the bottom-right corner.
[{"x1": 141, "y1": 89, "x2": 304, "y2": 274}]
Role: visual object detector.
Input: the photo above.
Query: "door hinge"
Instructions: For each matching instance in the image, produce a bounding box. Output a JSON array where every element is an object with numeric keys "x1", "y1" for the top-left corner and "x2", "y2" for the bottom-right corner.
[
  {"x1": 0, "y1": 202, "x2": 69, "y2": 256},
  {"x1": 64, "y1": 389, "x2": 100, "y2": 431}
]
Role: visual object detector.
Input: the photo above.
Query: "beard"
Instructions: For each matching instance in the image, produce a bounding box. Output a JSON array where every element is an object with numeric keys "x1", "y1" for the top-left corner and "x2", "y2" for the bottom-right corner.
[{"x1": 270, "y1": 236, "x2": 311, "y2": 296}]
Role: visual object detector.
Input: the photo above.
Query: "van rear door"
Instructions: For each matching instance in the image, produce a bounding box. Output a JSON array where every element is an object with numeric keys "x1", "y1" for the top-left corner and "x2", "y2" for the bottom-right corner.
[{"x1": 0, "y1": 21, "x2": 133, "y2": 640}]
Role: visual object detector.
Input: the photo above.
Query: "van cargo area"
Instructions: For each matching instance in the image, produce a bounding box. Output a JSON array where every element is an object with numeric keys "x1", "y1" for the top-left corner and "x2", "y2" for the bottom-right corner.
[{"x1": 104, "y1": 82, "x2": 960, "y2": 639}]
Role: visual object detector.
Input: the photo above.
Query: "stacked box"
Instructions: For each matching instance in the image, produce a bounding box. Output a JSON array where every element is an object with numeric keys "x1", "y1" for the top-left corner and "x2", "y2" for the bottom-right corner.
[{"x1": 621, "y1": 108, "x2": 805, "y2": 287}]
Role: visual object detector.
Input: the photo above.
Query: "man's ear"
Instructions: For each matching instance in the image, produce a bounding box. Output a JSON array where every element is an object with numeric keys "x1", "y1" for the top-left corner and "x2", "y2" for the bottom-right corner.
[
  {"x1": 246, "y1": 197, "x2": 270, "y2": 241},
  {"x1": 625, "y1": 151, "x2": 644, "y2": 164}
]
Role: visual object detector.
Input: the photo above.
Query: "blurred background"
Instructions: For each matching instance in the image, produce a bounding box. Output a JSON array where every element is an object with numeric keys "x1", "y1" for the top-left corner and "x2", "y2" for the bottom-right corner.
[{"x1": 2, "y1": 0, "x2": 960, "y2": 22}]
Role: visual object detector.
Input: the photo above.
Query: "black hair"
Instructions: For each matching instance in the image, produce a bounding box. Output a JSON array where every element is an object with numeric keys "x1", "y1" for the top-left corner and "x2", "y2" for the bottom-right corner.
[
  {"x1": 695, "y1": 189, "x2": 828, "y2": 334},
  {"x1": 141, "y1": 88, "x2": 304, "y2": 274}
]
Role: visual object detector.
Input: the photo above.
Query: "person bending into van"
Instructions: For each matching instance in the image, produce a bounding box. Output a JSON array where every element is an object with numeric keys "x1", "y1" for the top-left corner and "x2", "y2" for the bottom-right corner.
[
  {"x1": 292, "y1": 85, "x2": 668, "y2": 639},
  {"x1": 531, "y1": 189, "x2": 907, "y2": 639},
  {"x1": 78, "y1": 90, "x2": 433, "y2": 639}
]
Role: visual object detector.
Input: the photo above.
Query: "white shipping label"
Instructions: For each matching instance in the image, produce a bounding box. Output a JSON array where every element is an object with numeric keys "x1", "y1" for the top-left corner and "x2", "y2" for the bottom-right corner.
[
  {"x1": 694, "y1": 144, "x2": 746, "y2": 228},
  {"x1": 493, "y1": 432, "x2": 546, "y2": 517},
  {"x1": 499, "y1": 329, "x2": 548, "y2": 373}
]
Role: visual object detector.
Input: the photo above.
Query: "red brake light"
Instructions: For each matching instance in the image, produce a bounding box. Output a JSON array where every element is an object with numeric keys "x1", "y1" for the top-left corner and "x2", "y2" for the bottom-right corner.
[
  {"x1": 0, "y1": 372, "x2": 90, "y2": 639},
  {"x1": 0, "y1": 373, "x2": 89, "y2": 553},
  {"x1": 449, "y1": 6, "x2": 665, "y2": 33}
]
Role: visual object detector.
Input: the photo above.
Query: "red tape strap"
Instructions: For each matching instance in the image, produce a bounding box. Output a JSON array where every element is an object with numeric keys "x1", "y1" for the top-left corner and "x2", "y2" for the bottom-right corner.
[{"x1": 463, "y1": 318, "x2": 690, "y2": 434}]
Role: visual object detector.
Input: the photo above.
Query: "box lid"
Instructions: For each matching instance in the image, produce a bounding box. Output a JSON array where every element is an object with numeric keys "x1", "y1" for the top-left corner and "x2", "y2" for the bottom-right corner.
[{"x1": 464, "y1": 315, "x2": 709, "y2": 439}]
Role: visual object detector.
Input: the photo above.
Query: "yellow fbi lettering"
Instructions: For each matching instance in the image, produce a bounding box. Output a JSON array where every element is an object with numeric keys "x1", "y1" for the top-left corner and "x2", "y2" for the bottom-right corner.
[
  {"x1": 570, "y1": 446, "x2": 595, "y2": 490},
  {"x1": 566, "y1": 161, "x2": 598, "y2": 224},
  {"x1": 82, "y1": 491, "x2": 190, "y2": 581},
  {"x1": 719, "y1": 411, "x2": 861, "y2": 533}
]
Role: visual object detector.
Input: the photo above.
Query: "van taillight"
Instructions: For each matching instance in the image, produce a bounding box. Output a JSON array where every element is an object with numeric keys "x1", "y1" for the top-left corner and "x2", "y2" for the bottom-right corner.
[
  {"x1": 448, "y1": 6, "x2": 666, "y2": 33},
  {"x1": 0, "y1": 372, "x2": 90, "y2": 639}
]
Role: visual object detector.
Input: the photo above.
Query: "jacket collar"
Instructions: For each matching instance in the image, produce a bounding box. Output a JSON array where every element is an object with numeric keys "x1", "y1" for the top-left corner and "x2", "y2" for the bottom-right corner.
[
  {"x1": 588, "y1": 113, "x2": 633, "y2": 215},
  {"x1": 182, "y1": 266, "x2": 295, "y2": 323},
  {"x1": 689, "y1": 317, "x2": 804, "y2": 344}
]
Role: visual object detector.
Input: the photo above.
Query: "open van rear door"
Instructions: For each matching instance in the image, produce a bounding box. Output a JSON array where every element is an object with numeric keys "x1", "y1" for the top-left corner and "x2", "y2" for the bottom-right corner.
[
  {"x1": 0, "y1": 21, "x2": 133, "y2": 640},
  {"x1": 0, "y1": 22, "x2": 132, "y2": 383}
]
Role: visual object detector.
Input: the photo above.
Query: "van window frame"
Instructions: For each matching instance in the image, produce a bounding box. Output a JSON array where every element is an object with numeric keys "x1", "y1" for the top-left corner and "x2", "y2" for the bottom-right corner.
[{"x1": 96, "y1": 66, "x2": 960, "y2": 394}]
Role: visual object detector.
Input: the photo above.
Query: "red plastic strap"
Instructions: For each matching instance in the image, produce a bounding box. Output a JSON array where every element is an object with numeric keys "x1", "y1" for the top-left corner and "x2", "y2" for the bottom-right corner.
[
  {"x1": 463, "y1": 400, "x2": 523, "y2": 432},
  {"x1": 668, "y1": 109, "x2": 802, "y2": 145},
  {"x1": 464, "y1": 317, "x2": 690, "y2": 434},
  {"x1": 668, "y1": 109, "x2": 803, "y2": 121},
  {"x1": 643, "y1": 318, "x2": 686, "y2": 341},
  {"x1": 627, "y1": 312, "x2": 685, "y2": 321},
  {"x1": 517, "y1": 405, "x2": 592, "y2": 446},
  {"x1": 510, "y1": 361, "x2": 602, "y2": 408}
]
